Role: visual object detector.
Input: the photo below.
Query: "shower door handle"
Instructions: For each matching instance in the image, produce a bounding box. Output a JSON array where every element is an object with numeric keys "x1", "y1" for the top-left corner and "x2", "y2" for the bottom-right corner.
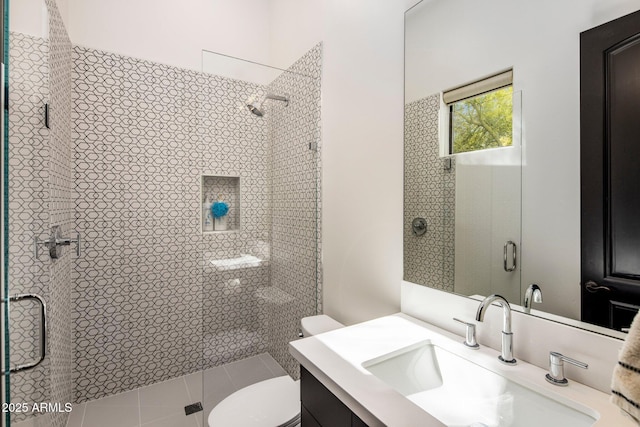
[
  {"x1": 4, "y1": 294, "x2": 47, "y2": 374},
  {"x1": 503, "y1": 240, "x2": 517, "y2": 272}
]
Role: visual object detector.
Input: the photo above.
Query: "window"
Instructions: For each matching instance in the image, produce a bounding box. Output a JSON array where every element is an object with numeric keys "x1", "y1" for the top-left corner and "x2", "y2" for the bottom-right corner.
[{"x1": 444, "y1": 70, "x2": 513, "y2": 155}]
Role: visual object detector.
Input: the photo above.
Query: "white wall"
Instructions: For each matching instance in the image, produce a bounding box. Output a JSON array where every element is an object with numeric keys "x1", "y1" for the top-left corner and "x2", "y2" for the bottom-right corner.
[
  {"x1": 268, "y1": 0, "x2": 422, "y2": 325},
  {"x1": 268, "y1": 0, "x2": 323, "y2": 69},
  {"x1": 10, "y1": 0, "x2": 48, "y2": 38},
  {"x1": 406, "y1": 0, "x2": 640, "y2": 319},
  {"x1": 319, "y1": 0, "x2": 407, "y2": 325},
  {"x1": 10, "y1": 0, "x2": 68, "y2": 40},
  {"x1": 67, "y1": 0, "x2": 272, "y2": 71}
]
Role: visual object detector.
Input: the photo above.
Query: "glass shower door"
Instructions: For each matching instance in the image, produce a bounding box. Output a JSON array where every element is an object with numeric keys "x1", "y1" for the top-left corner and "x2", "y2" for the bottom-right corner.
[
  {"x1": 2, "y1": 0, "x2": 9, "y2": 424},
  {"x1": 199, "y1": 46, "x2": 322, "y2": 423},
  {"x1": 2, "y1": 1, "x2": 73, "y2": 426}
]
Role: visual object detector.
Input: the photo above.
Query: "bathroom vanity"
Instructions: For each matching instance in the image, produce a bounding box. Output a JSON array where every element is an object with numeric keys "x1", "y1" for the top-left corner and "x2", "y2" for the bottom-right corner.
[
  {"x1": 301, "y1": 365, "x2": 368, "y2": 427},
  {"x1": 290, "y1": 313, "x2": 634, "y2": 427}
]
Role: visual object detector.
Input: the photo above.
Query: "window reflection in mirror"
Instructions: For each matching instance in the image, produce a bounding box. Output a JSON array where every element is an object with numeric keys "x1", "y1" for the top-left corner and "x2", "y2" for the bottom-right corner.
[{"x1": 449, "y1": 86, "x2": 513, "y2": 154}]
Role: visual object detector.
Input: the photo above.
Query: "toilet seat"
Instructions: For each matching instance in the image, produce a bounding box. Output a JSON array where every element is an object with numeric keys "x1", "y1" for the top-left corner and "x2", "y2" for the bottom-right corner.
[{"x1": 208, "y1": 375, "x2": 300, "y2": 427}]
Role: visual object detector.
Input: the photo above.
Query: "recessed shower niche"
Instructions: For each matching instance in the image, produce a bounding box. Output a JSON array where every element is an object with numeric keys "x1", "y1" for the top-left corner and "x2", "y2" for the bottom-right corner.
[{"x1": 201, "y1": 175, "x2": 240, "y2": 233}]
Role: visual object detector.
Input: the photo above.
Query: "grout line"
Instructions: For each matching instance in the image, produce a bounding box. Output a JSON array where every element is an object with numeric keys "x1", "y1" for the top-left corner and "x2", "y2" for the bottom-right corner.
[
  {"x1": 79, "y1": 403, "x2": 87, "y2": 427},
  {"x1": 184, "y1": 373, "x2": 206, "y2": 427},
  {"x1": 138, "y1": 373, "x2": 204, "y2": 427},
  {"x1": 196, "y1": 405, "x2": 204, "y2": 427},
  {"x1": 137, "y1": 372, "x2": 191, "y2": 393},
  {"x1": 258, "y1": 352, "x2": 278, "y2": 377},
  {"x1": 82, "y1": 388, "x2": 139, "y2": 406},
  {"x1": 261, "y1": 352, "x2": 289, "y2": 377},
  {"x1": 140, "y1": 411, "x2": 195, "y2": 427},
  {"x1": 183, "y1": 376, "x2": 194, "y2": 402},
  {"x1": 137, "y1": 389, "x2": 141, "y2": 427},
  {"x1": 222, "y1": 365, "x2": 239, "y2": 391}
]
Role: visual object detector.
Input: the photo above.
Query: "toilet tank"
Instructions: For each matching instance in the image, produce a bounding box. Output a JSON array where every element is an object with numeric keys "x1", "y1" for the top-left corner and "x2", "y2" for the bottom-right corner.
[{"x1": 300, "y1": 315, "x2": 344, "y2": 337}]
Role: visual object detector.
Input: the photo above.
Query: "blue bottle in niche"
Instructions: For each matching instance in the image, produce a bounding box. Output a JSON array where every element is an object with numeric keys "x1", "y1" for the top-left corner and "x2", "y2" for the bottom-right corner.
[{"x1": 212, "y1": 197, "x2": 229, "y2": 231}]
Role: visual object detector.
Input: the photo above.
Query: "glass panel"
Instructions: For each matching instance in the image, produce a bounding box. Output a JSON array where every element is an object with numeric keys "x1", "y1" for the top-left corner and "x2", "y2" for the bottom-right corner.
[
  {"x1": 199, "y1": 47, "x2": 321, "y2": 424},
  {"x1": 6, "y1": 1, "x2": 52, "y2": 425},
  {"x1": 2, "y1": 0, "x2": 9, "y2": 423}
]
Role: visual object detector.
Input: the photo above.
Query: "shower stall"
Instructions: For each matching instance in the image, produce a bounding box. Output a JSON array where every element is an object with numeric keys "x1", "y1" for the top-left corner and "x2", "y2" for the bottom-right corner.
[{"x1": 1, "y1": 1, "x2": 322, "y2": 426}]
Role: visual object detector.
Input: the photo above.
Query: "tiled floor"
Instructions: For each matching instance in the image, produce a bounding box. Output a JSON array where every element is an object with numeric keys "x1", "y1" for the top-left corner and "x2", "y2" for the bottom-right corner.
[{"x1": 65, "y1": 353, "x2": 288, "y2": 427}]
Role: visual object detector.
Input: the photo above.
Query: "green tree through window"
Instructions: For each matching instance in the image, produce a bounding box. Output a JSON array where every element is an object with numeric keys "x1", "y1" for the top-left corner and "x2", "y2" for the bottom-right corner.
[{"x1": 450, "y1": 86, "x2": 513, "y2": 154}]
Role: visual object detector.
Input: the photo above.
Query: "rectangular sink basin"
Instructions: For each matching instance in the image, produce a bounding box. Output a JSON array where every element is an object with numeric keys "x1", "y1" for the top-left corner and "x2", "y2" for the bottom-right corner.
[
  {"x1": 363, "y1": 340, "x2": 444, "y2": 395},
  {"x1": 363, "y1": 341, "x2": 598, "y2": 427}
]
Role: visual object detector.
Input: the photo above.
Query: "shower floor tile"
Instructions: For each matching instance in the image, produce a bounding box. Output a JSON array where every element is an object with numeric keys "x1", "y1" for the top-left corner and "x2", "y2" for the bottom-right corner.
[{"x1": 62, "y1": 352, "x2": 289, "y2": 427}]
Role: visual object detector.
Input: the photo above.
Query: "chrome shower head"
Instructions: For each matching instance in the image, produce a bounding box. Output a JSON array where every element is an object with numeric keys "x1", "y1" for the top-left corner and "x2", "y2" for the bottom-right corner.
[
  {"x1": 246, "y1": 93, "x2": 289, "y2": 117},
  {"x1": 247, "y1": 102, "x2": 264, "y2": 116}
]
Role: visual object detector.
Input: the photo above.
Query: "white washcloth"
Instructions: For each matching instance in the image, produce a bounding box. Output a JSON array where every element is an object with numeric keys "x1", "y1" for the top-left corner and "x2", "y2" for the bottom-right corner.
[{"x1": 611, "y1": 311, "x2": 640, "y2": 423}]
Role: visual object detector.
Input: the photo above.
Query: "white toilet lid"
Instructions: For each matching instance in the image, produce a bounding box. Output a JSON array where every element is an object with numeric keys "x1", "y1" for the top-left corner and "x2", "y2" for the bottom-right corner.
[{"x1": 208, "y1": 376, "x2": 300, "y2": 427}]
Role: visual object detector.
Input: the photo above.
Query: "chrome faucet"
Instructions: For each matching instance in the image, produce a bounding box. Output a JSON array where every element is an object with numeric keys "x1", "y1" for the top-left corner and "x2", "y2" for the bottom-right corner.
[
  {"x1": 475, "y1": 294, "x2": 517, "y2": 365},
  {"x1": 523, "y1": 284, "x2": 543, "y2": 314},
  {"x1": 545, "y1": 351, "x2": 588, "y2": 386}
]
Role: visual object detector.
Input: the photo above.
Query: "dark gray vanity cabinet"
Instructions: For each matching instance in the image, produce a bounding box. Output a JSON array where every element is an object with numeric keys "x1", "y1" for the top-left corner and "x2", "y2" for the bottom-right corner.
[{"x1": 300, "y1": 365, "x2": 370, "y2": 427}]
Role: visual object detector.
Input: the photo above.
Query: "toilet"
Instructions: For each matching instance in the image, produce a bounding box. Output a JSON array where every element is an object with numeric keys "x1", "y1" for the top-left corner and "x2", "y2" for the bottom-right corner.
[{"x1": 208, "y1": 315, "x2": 344, "y2": 427}]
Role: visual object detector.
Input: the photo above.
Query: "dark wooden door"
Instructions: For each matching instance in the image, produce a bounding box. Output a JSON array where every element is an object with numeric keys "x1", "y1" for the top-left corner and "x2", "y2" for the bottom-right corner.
[{"x1": 581, "y1": 9, "x2": 640, "y2": 330}]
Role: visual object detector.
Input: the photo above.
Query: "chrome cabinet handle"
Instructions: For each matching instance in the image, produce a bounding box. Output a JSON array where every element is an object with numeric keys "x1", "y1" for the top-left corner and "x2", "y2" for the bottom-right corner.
[
  {"x1": 503, "y1": 240, "x2": 517, "y2": 272},
  {"x1": 453, "y1": 318, "x2": 479, "y2": 349},
  {"x1": 6, "y1": 294, "x2": 47, "y2": 374},
  {"x1": 34, "y1": 226, "x2": 81, "y2": 259},
  {"x1": 545, "y1": 351, "x2": 588, "y2": 386}
]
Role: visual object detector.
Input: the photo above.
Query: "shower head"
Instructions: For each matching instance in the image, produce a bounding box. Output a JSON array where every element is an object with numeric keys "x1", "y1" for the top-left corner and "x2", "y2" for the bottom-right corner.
[
  {"x1": 246, "y1": 93, "x2": 289, "y2": 117},
  {"x1": 247, "y1": 102, "x2": 264, "y2": 116}
]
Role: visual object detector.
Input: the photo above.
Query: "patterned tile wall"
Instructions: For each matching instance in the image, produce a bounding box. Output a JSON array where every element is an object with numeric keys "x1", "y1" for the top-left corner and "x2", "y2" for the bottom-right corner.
[
  {"x1": 46, "y1": 1, "x2": 75, "y2": 425},
  {"x1": 72, "y1": 46, "x2": 277, "y2": 400},
  {"x1": 404, "y1": 94, "x2": 455, "y2": 292},
  {"x1": 8, "y1": 0, "x2": 75, "y2": 424},
  {"x1": 266, "y1": 43, "x2": 322, "y2": 379},
  {"x1": 72, "y1": 47, "x2": 200, "y2": 401}
]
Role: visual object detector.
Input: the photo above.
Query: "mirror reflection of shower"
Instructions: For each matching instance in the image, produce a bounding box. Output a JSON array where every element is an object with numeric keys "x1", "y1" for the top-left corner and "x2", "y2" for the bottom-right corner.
[{"x1": 247, "y1": 93, "x2": 289, "y2": 116}]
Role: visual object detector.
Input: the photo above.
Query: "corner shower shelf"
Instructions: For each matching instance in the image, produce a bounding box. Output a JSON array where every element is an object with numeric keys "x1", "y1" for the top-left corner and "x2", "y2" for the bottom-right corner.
[
  {"x1": 209, "y1": 254, "x2": 264, "y2": 271},
  {"x1": 255, "y1": 287, "x2": 295, "y2": 305}
]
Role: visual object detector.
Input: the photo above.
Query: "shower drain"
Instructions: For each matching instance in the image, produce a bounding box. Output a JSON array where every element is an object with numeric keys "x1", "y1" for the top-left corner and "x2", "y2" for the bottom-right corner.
[{"x1": 184, "y1": 402, "x2": 203, "y2": 416}]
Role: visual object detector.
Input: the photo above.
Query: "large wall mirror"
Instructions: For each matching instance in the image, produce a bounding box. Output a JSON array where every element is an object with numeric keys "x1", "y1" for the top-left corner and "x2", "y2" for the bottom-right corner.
[{"x1": 404, "y1": 0, "x2": 640, "y2": 337}]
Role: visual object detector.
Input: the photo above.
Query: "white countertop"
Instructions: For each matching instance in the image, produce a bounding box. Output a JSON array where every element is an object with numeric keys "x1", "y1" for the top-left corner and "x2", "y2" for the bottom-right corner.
[{"x1": 289, "y1": 313, "x2": 635, "y2": 427}]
